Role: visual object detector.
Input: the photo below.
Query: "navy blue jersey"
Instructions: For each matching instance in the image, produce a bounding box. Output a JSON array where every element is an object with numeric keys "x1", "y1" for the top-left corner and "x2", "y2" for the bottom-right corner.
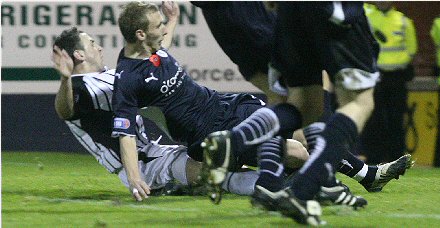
[{"x1": 112, "y1": 49, "x2": 231, "y2": 145}]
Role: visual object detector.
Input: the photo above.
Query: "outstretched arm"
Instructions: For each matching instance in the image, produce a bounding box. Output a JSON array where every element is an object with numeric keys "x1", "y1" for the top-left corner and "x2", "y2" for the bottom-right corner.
[
  {"x1": 53, "y1": 45, "x2": 75, "y2": 120},
  {"x1": 120, "y1": 135, "x2": 151, "y2": 201},
  {"x1": 161, "y1": 1, "x2": 180, "y2": 49}
]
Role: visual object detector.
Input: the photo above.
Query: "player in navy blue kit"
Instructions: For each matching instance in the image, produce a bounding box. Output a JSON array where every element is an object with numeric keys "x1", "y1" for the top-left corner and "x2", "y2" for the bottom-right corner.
[
  {"x1": 253, "y1": 2, "x2": 394, "y2": 225},
  {"x1": 191, "y1": 1, "x2": 285, "y2": 104},
  {"x1": 112, "y1": 2, "x2": 304, "y2": 202},
  {"x1": 52, "y1": 26, "x2": 288, "y2": 197}
]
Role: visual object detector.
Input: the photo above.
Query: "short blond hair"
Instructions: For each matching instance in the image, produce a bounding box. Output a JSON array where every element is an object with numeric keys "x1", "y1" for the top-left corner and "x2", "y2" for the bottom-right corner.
[{"x1": 118, "y1": 1, "x2": 160, "y2": 43}]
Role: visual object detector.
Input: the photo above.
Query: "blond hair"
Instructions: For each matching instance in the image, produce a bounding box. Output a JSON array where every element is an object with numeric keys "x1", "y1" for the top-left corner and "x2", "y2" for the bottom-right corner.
[{"x1": 118, "y1": 1, "x2": 160, "y2": 43}]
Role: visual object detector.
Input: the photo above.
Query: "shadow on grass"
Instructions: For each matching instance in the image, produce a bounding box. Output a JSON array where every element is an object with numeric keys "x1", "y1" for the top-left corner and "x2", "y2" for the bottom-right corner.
[
  {"x1": 3, "y1": 188, "x2": 207, "y2": 206},
  {"x1": 3, "y1": 189, "x2": 121, "y2": 200}
]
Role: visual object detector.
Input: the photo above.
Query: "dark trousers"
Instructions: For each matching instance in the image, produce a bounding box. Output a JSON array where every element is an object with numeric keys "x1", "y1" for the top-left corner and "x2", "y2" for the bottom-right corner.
[{"x1": 360, "y1": 67, "x2": 411, "y2": 164}]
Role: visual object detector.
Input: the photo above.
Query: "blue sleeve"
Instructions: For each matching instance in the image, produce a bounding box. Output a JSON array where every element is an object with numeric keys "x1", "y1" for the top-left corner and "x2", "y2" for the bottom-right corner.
[{"x1": 112, "y1": 72, "x2": 139, "y2": 137}]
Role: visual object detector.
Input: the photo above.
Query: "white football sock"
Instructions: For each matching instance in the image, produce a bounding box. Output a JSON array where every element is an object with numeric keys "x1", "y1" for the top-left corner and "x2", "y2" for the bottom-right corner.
[
  {"x1": 353, "y1": 164, "x2": 368, "y2": 182},
  {"x1": 222, "y1": 171, "x2": 259, "y2": 195}
]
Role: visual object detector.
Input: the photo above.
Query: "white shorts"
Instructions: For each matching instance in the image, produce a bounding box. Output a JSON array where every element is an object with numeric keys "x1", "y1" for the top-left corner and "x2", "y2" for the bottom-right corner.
[
  {"x1": 118, "y1": 144, "x2": 189, "y2": 190},
  {"x1": 334, "y1": 68, "x2": 380, "y2": 90}
]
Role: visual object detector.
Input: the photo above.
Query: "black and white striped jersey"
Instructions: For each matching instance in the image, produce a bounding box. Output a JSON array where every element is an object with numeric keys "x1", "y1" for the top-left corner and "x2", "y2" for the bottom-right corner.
[{"x1": 66, "y1": 69, "x2": 151, "y2": 173}]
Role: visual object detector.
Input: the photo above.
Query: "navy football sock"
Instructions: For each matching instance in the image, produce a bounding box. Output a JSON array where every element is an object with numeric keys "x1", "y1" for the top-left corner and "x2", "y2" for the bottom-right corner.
[
  {"x1": 303, "y1": 120, "x2": 371, "y2": 185},
  {"x1": 303, "y1": 122, "x2": 326, "y2": 153},
  {"x1": 255, "y1": 137, "x2": 285, "y2": 192},
  {"x1": 270, "y1": 103, "x2": 303, "y2": 139},
  {"x1": 320, "y1": 90, "x2": 337, "y2": 122},
  {"x1": 230, "y1": 104, "x2": 302, "y2": 157},
  {"x1": 305, "y1": 121, "x2": 372, "y2": 185},
  {"x1": 338, "y1": 152, "x2": 378, "y2": 184},
  {"x1": 338, "y1": 152, "x2": 366, "y2": 177},
  {"x1": 290, "y1": 113, "x2": 358, "y2": 200},
  {"x1": 231, "y1": 107, "x2": 280, "y2": 147},
  {"x1": 359, "y1": 166, "x2": 379, "y2": 184}
]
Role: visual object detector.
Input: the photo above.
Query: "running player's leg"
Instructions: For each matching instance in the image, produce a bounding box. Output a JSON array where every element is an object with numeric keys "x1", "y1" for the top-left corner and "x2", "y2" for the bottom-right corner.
[
  {"x1": 289, "y1": 2, "x2": 379, "y2": 204},
  {"x1": 269, "y1": 2, "x2": 325, "y2": 127}
]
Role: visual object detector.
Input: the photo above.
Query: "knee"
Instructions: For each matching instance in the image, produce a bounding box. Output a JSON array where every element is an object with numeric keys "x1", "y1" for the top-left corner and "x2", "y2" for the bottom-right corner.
[
  {"x1": 292, "y1": 129, "x2": 308, "y2": 149},
  {"x1": 284, "y1": 139, "x2": 309, "y2": 168}
]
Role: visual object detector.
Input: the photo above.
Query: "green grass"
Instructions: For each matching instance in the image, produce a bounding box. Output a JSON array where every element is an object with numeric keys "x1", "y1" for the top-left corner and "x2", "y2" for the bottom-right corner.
[{"x1": 2, "y1": 152, "x2": 440, "y2": 227}]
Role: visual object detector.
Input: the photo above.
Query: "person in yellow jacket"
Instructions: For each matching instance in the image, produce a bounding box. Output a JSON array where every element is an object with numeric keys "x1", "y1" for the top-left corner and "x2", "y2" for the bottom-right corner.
[
  {"x1": 431, "y1": 16, "x2": 440, "y2": 166},
  {"x1": 361, "y1": 2, "x2": 418, "y2": 163}
]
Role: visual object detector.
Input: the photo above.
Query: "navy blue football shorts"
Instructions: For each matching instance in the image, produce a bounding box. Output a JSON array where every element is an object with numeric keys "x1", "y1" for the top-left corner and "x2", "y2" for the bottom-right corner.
[
  {"x1": 198, "y1": 2, "x2": 276, "y2": 80},
  {"x1": 271, "y1": 2, "x2": 380, "y2": 90},
  {"x1": 187, "y1": 93, "x2": 264, "y2": 163}
]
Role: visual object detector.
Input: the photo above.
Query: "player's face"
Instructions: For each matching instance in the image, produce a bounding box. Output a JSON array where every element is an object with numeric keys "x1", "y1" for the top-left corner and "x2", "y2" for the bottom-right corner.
[
  {"x1": 79, "y1": 33, "x2": 104, "y2": 71},
  {"x1": 145, "y1": 11, "x2": 167, "y2": 52}
]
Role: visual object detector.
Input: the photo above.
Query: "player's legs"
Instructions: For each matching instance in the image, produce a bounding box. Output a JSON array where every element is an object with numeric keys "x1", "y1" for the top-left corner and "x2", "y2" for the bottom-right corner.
[
  {"x1": 286, "y1": 76, "x2": 412, "y2": 192},
  {"x1": 290, "y1": 71, "x2": 378, "y2": 201},
  {"x1": 254, "y1": 3, "x2": 379, "y2": 224},
  {"x1": 252, "y1": 138, "x2": 308, "y2": 196},
  {"x1": 299, "y1": 119, "x2": 412, "y2": 192},
  {"x1": 144, "y1": 144, "x2": 260, "y2": 196},
  {"x1": 186, "y1": 156, "x2": 259, "y2": 196},
  {"x1": 298, "y1": 73, "x2": 381, "y2": 190},
  {"x1": 199, "y1": 102, "x2": 303, "y2": 202},
  {"x1": 287, "y1": 86, "x2": 324, "y2": 126},
  {"x1": 119, "y1": 144, "x2": 260, "y2": 196},
  {"x1": 290, "y1": 71, "x2": 334, "y2": 150},
  {"x1": 270, "y1": 2, "x2": 325, "y2": 128},
  {"x1": 335, "y1": 88, "x2": 375, "y2": 132},
  {"x1": 211, "y1": 96, "x2": 303, "y2": 167},
  {"x1": 185, "y1": 157, "x2": 202, "y2": 185}
]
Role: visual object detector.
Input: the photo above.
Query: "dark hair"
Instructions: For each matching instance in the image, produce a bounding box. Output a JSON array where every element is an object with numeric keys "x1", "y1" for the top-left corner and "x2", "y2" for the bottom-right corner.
[
  {"x1": 53, "y1": 27, "x2": 84, "y2": 60},
  {"x1": 118, "y1": 2, "x2": 160, "y2": 43}
]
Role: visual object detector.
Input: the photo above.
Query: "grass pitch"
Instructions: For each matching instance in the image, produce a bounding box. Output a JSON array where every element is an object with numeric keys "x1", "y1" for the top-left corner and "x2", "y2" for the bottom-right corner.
[{"x1": 2, "y1": 152, "x2": 440, "y2": 227}]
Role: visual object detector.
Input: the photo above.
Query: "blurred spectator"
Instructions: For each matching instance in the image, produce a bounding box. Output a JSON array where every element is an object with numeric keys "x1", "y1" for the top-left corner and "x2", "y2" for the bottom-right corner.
[{"x1": 361, "y1": 2, "x2": 418, "y2": 163}]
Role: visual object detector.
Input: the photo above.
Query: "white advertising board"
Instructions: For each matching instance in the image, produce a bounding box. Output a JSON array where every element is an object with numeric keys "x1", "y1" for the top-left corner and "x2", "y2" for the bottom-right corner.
[{"x1": 1, "y1": 1, "x2": 262, "y2": 93}]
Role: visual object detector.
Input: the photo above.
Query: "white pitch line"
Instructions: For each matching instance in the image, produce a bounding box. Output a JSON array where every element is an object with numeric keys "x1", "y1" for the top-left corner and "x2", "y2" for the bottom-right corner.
[
  {"x1": 128, "y1": 204, "x2": 199, "y2": 212},
  {"x1": 40, "y1": 197, "x2": 109, "y2": 205},
  {"x1": 3, "y1": 161, "x2": 38, "y2": 166},
  {"x1": 388, "y1": 213, "x2": 440, "y2": 220},
  {"x1": 349, "y1": 212, "x2": 440, "y2": 220}
]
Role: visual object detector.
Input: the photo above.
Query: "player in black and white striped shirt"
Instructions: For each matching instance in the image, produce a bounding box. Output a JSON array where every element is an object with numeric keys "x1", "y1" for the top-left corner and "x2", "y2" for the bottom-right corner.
[
  {"x1": 52, "y1": 27, "x2": 310, "y2": 197},
  {"x1": 52, "y1": 27, "x2": 199, "y2": 192}
]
